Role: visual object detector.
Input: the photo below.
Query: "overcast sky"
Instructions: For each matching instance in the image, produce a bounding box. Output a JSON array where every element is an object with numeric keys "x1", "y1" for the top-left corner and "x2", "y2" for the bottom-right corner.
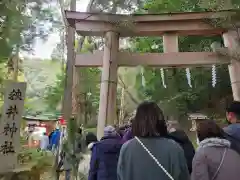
[{"x1": 27, "y1": 0, "x2": 90, "y2": 59}]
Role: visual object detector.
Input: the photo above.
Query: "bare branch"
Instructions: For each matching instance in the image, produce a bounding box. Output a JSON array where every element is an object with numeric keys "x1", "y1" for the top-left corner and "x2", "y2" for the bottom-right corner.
[{"x1": 118, "y1": 75, "x2": 139, "y2": 105}]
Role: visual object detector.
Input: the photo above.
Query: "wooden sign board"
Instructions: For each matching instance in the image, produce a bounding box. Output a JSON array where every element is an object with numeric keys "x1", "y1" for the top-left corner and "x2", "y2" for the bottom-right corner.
[
  {"x1": 188, "y1": 113, "x2": 208, "y2": 121},
  {"x1": 0, "y1": 81, "x2": 26, "y2": 173},
  {"x1": 188, "y1": 113, "x2": 208, "y2": 132}
]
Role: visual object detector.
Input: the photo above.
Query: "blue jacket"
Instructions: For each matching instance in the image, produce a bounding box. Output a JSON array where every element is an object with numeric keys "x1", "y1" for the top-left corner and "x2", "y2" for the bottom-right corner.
[
  {"x1": 88, "y1": 135, "x2": 122, "y2": 180},
  {"x1": 51, "y1": 129, "x2": 61, "y2": 146},
  {"x1": 224, "y1": 124, "x2": 240, "y2": 155},
  {"x1": 224, "y1": 124, "x2": 240, "y2": 141}
]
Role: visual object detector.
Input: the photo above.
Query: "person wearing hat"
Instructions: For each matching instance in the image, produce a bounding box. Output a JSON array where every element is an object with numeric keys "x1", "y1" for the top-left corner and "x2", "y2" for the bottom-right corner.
[
  {"x1": 225, "y1": 101, "x2": 240, "y2": 139},
  {"x1": 88, "y1": 125, "x2": 122, "y2": 180},
  {"x1": 224, "y1": 101, "x2": 240, "y2": 154}
]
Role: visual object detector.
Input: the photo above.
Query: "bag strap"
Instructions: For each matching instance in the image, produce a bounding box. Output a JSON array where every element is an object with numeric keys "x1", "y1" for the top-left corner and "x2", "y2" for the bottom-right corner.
[
  {"x1": 135, "y1": 137, "x2": 174, "y2": 180},
  {"x1": 211, "y1": 148, "x2": 227, "y2": 180}
]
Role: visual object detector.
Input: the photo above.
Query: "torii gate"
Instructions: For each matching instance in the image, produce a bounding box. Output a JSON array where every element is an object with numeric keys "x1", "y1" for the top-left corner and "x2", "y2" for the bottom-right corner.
[{"x1": 65, "y1": 10, "x2": 240, "y2": 139}]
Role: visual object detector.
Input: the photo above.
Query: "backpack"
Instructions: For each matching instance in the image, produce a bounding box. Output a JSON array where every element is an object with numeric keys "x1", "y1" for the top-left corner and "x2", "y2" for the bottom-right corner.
[{"x1": 224, "y1": 132, "x2": 240, "y2": 156}]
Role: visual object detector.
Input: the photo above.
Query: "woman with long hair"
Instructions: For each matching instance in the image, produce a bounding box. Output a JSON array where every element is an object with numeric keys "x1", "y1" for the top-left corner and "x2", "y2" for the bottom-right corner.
[
  {"x1": 191, "y1": 119, "x2": 240, "y2": 180},
  {"x1": 117, "y1": 101, "x2": 190, "y2": 180}
]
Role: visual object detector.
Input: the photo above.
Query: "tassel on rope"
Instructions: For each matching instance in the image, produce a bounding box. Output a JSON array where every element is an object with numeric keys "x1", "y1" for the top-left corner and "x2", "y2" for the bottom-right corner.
[
  {"x1": 141, "y1": 67, "x2": 146, "y2": 87},
  {"x1": 160, "y1": 68, "x2": 167, "y2": 88},
  {"x1": 212, "y1": 65, "x2": 216, "y2": 87},
  {"x1": 186, "y1": 68, "x2": 192, "y2": 88}
]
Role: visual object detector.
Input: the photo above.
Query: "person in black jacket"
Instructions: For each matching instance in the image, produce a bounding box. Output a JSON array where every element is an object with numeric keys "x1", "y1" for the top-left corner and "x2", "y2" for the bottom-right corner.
[
  {"x1": 85, "y1": 132, "x2": 98, "y2": 149},
  {"x1": 167, "y1": 121, "x2": 195, "y2": 173}
]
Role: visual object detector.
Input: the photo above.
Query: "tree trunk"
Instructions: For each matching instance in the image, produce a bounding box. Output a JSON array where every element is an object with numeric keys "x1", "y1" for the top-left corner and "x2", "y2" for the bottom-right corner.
[
  {"x1": 13, "y1": 46, "x2": 20, "y2": 81},
  {"x1": 58, "y1": 0, "x2": 76, "y2": 180},
  {"x1": 62, "y1": 0, "x2": 76, "y2": 119},
  {"x1": 119, "y1": 87, "x2": 125, "y2": 125},
  {"x1": 75, "y1": 0, "x2": 100, "y2": 127}
]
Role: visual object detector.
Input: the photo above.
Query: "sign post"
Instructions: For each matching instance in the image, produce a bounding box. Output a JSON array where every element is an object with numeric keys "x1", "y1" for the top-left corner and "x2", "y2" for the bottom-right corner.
[{"x1": 0, "y1": 81, "x2": 26, "y2": 173}]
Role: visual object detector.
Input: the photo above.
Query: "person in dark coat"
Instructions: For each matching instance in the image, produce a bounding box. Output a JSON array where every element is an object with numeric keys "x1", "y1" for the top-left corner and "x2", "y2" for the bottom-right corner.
[
  {"x1": 86, "y1": 132, "x2": 98, "y2": 146},
  {"x1": 88, "y1": 125, "x2": 122, "y2": 180},
  {"x1": 122, "y1": 127, "x2": 133, "y2": 143},
  {"x1": 86, "y1": 132, "x2": 98, "y2": 150},
  {"x1": 167, "y1": 121, "x2": 195, "y2": 173},
  {"x1": 117, "y1": 124, "x2": 130, "y2": 138}
]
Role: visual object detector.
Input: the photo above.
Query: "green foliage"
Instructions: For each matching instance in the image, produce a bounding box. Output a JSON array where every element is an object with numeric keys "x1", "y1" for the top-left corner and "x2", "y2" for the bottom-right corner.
[
  {"x1": 1, "y1": 0, "x2": 60, "y2": 59},
  {"x1": 91, "y1": 0, "x2": 143, "y2": 12},
  {"x1": 131, "y1": 0, "x2": 234, "y2": 118},
  {"x1": 44, "y1": 66, "x2": 101, "y2": 120},
  {"x1": 0, "y1": 0, "x2": 62, "y2": 111},
  {"x1": 79, "y1": 67, "x2": 101, "y2": 110},
  {"x1": 22, "y1": 59, "x2": 62, "y2": 114},
  {"x1": 45, "y1": 37, "x2": 102, "y2": 120},
  {"x1": 44, "y1": 73, "x2": 65, "y2": 111},
  {"x1": 61, "y1": 119, "x2": 86, "y2": 180}
]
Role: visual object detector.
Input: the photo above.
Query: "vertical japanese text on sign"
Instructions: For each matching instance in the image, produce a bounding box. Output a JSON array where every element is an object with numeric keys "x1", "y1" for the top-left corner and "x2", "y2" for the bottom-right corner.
[
  {"x1": 0, "y1": 141, "x2": 15, "y2": 154},
  {"x1": 3, "y1": 123, "x2": 18, "y2": 138},
  {"x1": 8, "y1": 89, "x2": 22, "y2": 100}
]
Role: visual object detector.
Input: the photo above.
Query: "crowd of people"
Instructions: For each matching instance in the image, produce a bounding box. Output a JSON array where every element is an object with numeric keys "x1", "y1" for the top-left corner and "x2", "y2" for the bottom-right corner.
[
  {"x1": 38, "y1": 127, "x2": 61, "y2": 154},
  {"x1": 87, "y1": 101, "x2": 240, "y2": 180}
]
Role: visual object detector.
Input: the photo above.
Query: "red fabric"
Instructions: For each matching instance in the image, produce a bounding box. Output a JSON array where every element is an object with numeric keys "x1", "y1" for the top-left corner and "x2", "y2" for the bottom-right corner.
[{"x1": 58, "y1": 116, "x2": 66, "y2": 125}]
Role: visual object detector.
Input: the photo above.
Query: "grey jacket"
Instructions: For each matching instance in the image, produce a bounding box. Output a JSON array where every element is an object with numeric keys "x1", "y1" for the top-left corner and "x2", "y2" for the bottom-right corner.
[
  {"x1": 191, "y1": 138, "x2": 240, "y2": 180},
  {"x1": 117, "y1": 137, "x2": 190, "y2": 180}
]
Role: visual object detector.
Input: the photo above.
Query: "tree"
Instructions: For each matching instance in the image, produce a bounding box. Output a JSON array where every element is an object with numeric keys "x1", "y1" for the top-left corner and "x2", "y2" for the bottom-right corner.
[
  {"x1": 90, "y1": 0, "x2": 143, "y2": 13},
  {"x1": 198, "y1": 1, "x2": 240, "y2": 61},
  {"x1": 44, "y1": 73, "x2": 65, "y2": 111},
  {"x1": 1, "y1": 0, "x2": 61, "y2": 82},
  {"x1": 1, "y1": 0, "x2": 60, "y2": 55},
  {"x1": 51, "y1": 43, "x2": 65, "y2": 62},
  {"x1": 128, "y1": 0, "x2": 235, "y2": 119}
]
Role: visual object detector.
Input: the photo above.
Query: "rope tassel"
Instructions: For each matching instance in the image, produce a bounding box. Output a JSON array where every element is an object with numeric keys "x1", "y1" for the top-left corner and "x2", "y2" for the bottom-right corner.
[
  {"x1": 212, "y1": 65, "x2": 216, "y2": 87},
  {"x1": 186, "y1": 68, "x2": 192, "y2": 88},
  {"x1": 160, "y1": 68, "x2": 167, "y2": 88},
  {"x1": 141, "y1": 67, "x2": 145, "y2": 87}
]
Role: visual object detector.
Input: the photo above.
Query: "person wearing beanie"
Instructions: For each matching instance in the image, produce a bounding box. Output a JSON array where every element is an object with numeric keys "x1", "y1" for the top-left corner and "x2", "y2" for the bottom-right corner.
[
  {"x1": 103, "y1": 125, "x2": 118, "y2": 137},
  {"x1": 88, "y1": 125, "x2": 122, "y2": 180}
]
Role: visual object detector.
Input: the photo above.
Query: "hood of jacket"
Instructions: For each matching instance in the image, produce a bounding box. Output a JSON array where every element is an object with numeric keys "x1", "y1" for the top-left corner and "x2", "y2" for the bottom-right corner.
[
  {"x1": 88, "y1": 142, "x2": 95, "y2": 150},
  {"x1": 197, "y1": 138, "x2": 231, "y2": 151},
  {"x1": 95, "y1": 135, "x2": 122, "y2": 153},
  {"x1": 122, "y1": 128, "x2": 133, "y2": 142}
]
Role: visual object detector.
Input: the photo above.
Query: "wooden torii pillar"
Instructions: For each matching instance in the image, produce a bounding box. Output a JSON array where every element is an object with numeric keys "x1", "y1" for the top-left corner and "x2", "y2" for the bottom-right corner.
[
  {"x1": 97, "y1": 32, "x2": 119, "y2": 138},
  {"x1": 163, "y1": 33, "x2": 178, "y2": 120},
  {"x1": 222, "y1": 30, "x2": 240, "y2": 101},
  {"x1": 65, "y1": 10, "x2": 236, "y2": 139}
]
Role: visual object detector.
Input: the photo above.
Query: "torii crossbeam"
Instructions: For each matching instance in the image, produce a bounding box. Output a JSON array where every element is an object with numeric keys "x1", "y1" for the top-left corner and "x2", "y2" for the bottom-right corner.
[{"x1": 65, "y1": 10, "x2": 240, "y2": 139}]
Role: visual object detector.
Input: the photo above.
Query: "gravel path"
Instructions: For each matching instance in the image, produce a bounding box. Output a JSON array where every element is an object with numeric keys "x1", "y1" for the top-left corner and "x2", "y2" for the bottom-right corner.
[{"x1": 40, "y1": 154, "x2": 91, "y2": 180}]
